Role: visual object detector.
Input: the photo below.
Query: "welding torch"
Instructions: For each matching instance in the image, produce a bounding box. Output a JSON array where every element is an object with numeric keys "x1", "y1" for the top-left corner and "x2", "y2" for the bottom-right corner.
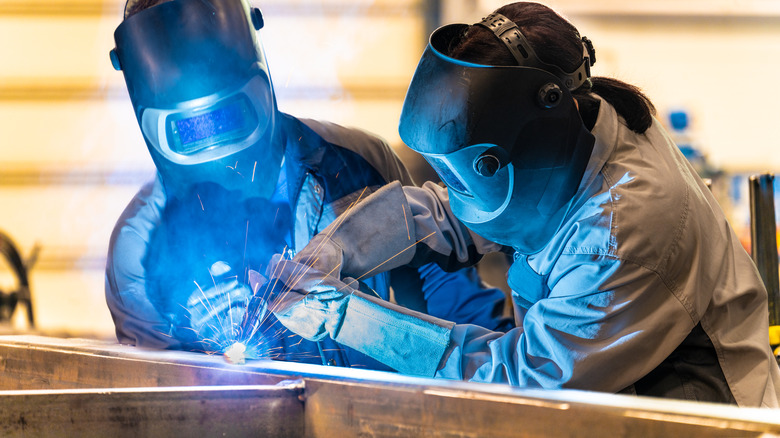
[{"x1": 236, "y1": 270, "x2": 269, "y2": 343}]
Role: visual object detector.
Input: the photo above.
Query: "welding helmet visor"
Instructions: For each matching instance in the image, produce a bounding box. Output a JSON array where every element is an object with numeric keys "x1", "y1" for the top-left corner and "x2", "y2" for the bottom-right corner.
[
  {"x1": 111, "y1": 0, "x2": 281, "y2": 199},
  {"x1": 399, "y1": 24, "x2": 595, "y2": 253}
]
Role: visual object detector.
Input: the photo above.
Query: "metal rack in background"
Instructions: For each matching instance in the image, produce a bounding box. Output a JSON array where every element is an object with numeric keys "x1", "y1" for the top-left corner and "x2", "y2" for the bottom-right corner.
[{"x1": 747, "y1": 173, "x2": 780, "y2": 361}]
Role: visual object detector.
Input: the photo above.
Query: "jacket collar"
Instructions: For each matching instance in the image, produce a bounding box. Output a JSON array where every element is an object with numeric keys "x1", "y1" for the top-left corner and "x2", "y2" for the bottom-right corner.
[{"x1": 570, "y1": 95, "x2": 620, "y2": 206}]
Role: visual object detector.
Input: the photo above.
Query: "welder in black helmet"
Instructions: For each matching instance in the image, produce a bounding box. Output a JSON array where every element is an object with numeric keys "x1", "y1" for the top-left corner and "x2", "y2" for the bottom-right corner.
[{"x1": 261, "y1": 2, "x2": 780, "y2": 407}]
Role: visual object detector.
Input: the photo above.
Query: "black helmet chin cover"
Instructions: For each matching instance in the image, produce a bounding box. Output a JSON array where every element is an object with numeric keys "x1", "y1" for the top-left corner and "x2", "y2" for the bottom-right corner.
[
  {"x1": 399, "y1": 20, "x2": 596, "y2": 253},
  {"x1": 111, "y1": 0, "x2": 282, "y2": 200}
]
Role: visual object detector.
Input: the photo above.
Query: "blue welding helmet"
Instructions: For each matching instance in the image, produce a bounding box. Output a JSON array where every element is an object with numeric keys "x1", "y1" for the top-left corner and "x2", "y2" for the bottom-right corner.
[
  {"x1": 399, "y1": 19, "x2": 596, "y2": 253},
  {"x1": 110, "y1": 0, "x2": 281, "y2": 200}
]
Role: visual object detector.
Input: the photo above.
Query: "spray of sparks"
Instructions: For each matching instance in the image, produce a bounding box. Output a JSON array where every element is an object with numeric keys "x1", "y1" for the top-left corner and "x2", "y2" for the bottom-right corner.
[
  {"x1": 171, "y1": 185, "x2": 432, "y2": 366},
  {"x1": 179, "y1": 245, "x2": 317, "y2": 364}
]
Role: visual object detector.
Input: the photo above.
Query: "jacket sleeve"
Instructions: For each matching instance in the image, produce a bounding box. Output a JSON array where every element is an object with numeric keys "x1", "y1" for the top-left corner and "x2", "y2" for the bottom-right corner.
[
  {"x1": 435, "y1": 255, "x2": 694, "y2": 392},
  {"x1": 104, "y1": 175, "x2": 181, "y2": 349}
]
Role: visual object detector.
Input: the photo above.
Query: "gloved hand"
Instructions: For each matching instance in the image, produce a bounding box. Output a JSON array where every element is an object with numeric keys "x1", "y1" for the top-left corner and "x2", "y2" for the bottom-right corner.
[
  {"x1": 257, "y1": 254, "x2": 455, "y2": 376},
  {"x1": 182, "y1": 260, "x2": 252, "y2": 348},
  {"x1": 256, "y1": 255, "x2": 358, "y2": 342}
]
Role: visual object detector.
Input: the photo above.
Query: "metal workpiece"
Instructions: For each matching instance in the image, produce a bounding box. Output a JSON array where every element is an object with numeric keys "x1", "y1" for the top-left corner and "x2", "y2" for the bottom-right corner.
[
  {"x1": 1, "y1": 336, "x2": 780, "y2": 437},
  {"x1": 749, "y1": 173, "x2": 780, "y2": 326}
]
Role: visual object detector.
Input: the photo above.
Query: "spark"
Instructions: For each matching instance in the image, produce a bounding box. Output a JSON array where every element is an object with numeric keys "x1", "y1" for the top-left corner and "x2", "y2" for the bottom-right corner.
[
  {"x1": 403, "y1": 205, "x2": 410, "y2": 241},
  {"x1": 226, "y1": 161, "x2": 244, "y2": 178},
  {"x1": 251, "y1": 161, "x2": 258, "y2": 182},
  {"x1": 243, "y1": 219, "x2": 250, "y2": 276},
  {"x1": 226, "y1": 286, "x2": 235, "y2": 333}
]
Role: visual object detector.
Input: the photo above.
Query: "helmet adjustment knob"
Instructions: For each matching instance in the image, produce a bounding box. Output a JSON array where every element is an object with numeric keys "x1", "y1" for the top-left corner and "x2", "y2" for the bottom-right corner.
[{"x1": 538, "y1": 82, "x2": 563, "y2": 109}]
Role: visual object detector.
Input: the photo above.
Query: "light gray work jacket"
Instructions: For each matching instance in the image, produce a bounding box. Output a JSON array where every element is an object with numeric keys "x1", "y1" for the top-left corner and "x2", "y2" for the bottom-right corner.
[{"x1": 404, "y1": 98, "x2": 780, "y2": 407}]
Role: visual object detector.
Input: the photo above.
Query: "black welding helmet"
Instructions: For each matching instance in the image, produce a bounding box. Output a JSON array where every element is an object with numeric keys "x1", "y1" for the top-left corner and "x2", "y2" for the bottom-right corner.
[
  {"x1": 399, "y1": 14, "x2": 596, "y2": 253},
  {"x1": 110, "y1": 0, "x2": 281, "y2": 200}
]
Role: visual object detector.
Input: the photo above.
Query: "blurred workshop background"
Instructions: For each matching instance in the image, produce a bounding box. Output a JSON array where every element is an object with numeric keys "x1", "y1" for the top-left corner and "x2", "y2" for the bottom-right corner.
[{"x1": 2, "y1": 0, "x2": 780, "y2": 340}]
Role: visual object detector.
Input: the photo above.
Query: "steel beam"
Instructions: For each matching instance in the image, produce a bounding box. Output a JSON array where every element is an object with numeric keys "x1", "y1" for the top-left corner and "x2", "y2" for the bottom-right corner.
[{"x1": 1, "y1": 335, "x2": 779, "y2": 437}]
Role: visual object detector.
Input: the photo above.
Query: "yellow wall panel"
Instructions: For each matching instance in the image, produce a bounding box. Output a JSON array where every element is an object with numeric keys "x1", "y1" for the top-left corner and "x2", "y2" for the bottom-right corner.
[
  {"x1": 0, "y1": 101, "x2": 148, "y2": 164},
  {"x1": 571, "y1": 17, "x2": 780, "y2": 171},
  {"x1": 262, "y1": 15, "x2": 424, "y2": 89},
  {"x1": 0, "y1": 186, "x2": 147, "y2": 250},
  {"x1": 0, "y1": 17, "x2": 116, "y2": 78},
  {"x1": 29, "y1": 271, "x2": 115, "y2": 338}
]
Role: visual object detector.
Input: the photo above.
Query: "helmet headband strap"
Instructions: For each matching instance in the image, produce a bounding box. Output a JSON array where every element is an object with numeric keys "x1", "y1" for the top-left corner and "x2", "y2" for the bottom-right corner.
[{"x1": 475, "y1": 12, "x2": 592, "y2": 90}]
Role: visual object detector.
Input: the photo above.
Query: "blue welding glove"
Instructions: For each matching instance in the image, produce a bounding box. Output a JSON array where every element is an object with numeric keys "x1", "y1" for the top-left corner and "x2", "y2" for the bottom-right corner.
[
  {"x1": 259, "y1": 256, "x2": 455, "y2": 376},
  {"x1": 183, "y1": 260, "x2": 252, "y2": 348}
]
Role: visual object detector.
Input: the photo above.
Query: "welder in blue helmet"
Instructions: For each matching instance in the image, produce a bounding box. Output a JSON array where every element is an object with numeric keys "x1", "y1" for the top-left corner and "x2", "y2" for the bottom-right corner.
[
  {"x1": 104, "y1": 0, "x2": 513, "y2": 364},
  {"x1": 261, "y1": 2, "x2": 780, "y2": 406}
]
